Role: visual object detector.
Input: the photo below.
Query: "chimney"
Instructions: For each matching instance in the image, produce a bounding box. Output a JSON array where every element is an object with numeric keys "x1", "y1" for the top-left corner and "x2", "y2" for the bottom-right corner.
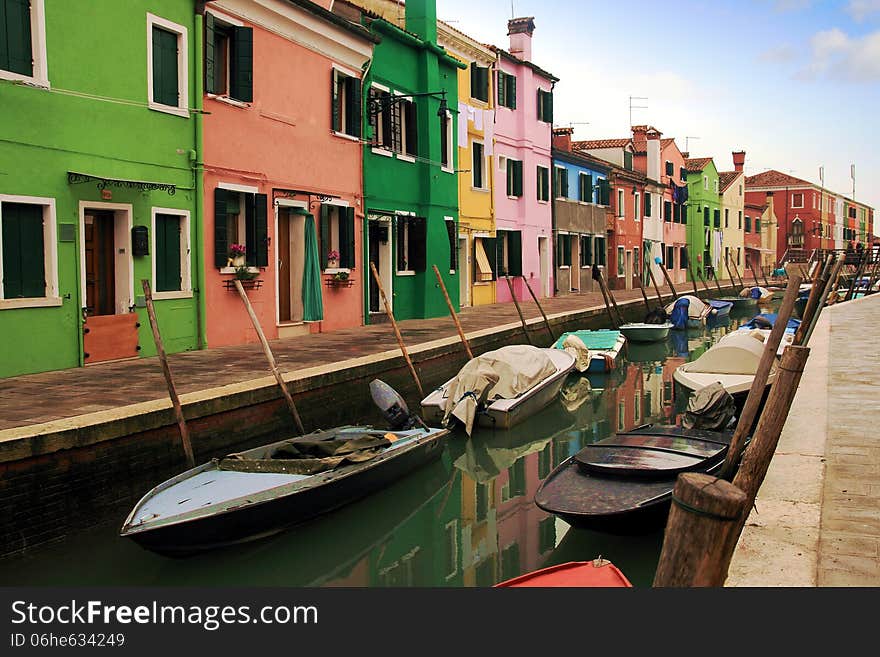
[
  {"x1": 732, "y1": 150, "x2": 746, "y2": 173},
  {"x1": 553, "y1": 127, "x2": 573, "y2": 152},
  {"x1": 406, "y1": 0, "x2": 437, "y2": 43},
  {"x1": 508, "y1": 17, "x2": 535, "y2": 61},
  {"x1": 646, "y1": 129, "x2": 661, "y2": 182},
  {"x1": 631, "y1": 125, "x2": 648, "y2": 154}
]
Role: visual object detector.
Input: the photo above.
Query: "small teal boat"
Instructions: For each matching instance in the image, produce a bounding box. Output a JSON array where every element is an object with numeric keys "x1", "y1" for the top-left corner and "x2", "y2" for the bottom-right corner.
[{"x1": 552, "y1": 330, "x2": 626, "y2": 373}]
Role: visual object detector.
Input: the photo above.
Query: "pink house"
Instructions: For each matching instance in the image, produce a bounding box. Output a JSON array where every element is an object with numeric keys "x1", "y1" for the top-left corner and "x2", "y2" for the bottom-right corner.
[
  {"x1": 201, "y1": 0, "x2": 375, "y2": 347},
  {"x1": 492, "y1": 18, "x2": 557, "y2": 301},
  {"x1": 659, "y1": 135, "x2": 688, "y2": 285}
]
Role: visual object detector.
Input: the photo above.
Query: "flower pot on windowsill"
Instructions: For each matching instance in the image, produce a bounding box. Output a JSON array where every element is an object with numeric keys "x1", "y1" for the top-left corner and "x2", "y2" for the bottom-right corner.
[{"x1": 327, "y1": 259, "x2": 339, "y2": 270}]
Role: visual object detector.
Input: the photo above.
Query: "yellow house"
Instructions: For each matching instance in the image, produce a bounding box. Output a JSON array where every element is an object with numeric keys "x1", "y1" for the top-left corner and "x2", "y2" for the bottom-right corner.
[
  {"x1": 719, "y1": 153, "x2": 746, "y2": 281},
  {"x1": 438, "y1": 21, "x2": 496, "y2": 307},
  {"x1": 761, "y1": 192, "x2": 779, "y2": 273}
]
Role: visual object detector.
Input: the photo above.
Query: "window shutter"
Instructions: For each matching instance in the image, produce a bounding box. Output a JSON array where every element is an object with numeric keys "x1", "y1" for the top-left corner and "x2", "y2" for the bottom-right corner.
[
  {"x1": 497, "y1": 71, "x2": 506, "y2": 107},
  {"x1": 514, "y1": 161, "x2": 523, "y2": 197},
  {"x1": 319, "y1": 204, "x2": 330, "y2": 269},
  {"x1": 509, "y1": 74, "x2": 516, "y2": 109},
  {"x1": 495, "y1": 232, "x2": 505, "y2": 276},
  {"x1": 213, "y1": 188, "x2": 229, "y2": 268},
  {"x1": 405, "y1": 100, "x2": 418, "y2": 157},
  {"x1": 445, "y1": 219, "x2": 457, "y2": 271},
  {"x1": 205, "y1": 13, "x2": 217, "y2": 95},
  {"x1": 152, "y1": 27, "x2": 179, "y2": 106},
  {"x1": 0, "y1": 204, "x2": 43, "y2": 298},
  {"x1": 583, "y1": 174, "x2": 593, "y2": 202},
  {"x1": 4, "y1": 0, "x2": 34, "y2": 77},
  {"x1": 230, "y1": 26, "x2": 253, "y2": 103},
  {"x1": 508, "y1": 230, "x2": 522, "y2": 276},
  {"x1": 391, "y1": 100, "x2": 402, "y2": 153},
  {"x1": 246, "y1": 193, "x2": 267, "y2": 267},
  {"x1": 347, "y1": 77, "x2": 361, "y2": 137},
  {"x1": 157, "y1": 215, "x2": 181, "y2": 292},
  {"x1": 484, "y1": 236, "x2": 498, "y2": 281},
  {"x1": 561, "y1": 170, "x2": 568, "y2": 198},
  {"x1": 331, "y1": 69, "x2": 340, "y2": 132},
  {"x1": 156, "y1": 217, "x2": 168, "y2": 291},
  {"x1": 409, "y1": 217, "x2": 427, "y2": 272},
  {"x1": 343, "y1": 207, "x2": 356, "y2": 269},
  {"x1": 645, "y1": 193, "x2": 652, "y2": 217}
]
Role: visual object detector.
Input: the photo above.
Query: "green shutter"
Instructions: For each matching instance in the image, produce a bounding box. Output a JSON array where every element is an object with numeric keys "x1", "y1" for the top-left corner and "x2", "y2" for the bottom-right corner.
[
  {"x1": 405, "y1": 100, "x2": 418, "y2": 157},
  {"x1": 497, "y1": 71, "x2": 506, "y2": 107},
  {"x1": 156, "y1": 215, "x2": 181, "y2": 292},
  {"x1": 645, "y1": 192, "x2": 652, "y2": 217},
  {"x1": 331, "y1": 69, "x2": 340, "y2": 132},
  {"x1": 343, "y1": 207, "x2": 356, "y2": 269},
  {"x1": 409, "y1": 217, "x2": 426, "y2": 272},
  {"x1": 561, "y1": 169, "x2": 568, "y2": 198},
  {"x1": 509, "y1": 74, "x2": 516, "y2": 109},
  {"x1": 546, "y1": 91, "x2": 553, "y2": 122},
  {"x1": 495, "y1": 232, "x2": 505, "y2": 276},
  {"x1": 2, "y1": 203, "x2": 44, "y2": 298},
  {"x1": 320, "y1": 204, "x2": 330, "y2": 269},
  {"x1": 484, "y1": 236, "x2": 497, "y2": 281},
  {"x1": 346, "y1": 77, "x2": 361, "y2": 137},
  {"x1": 152, "y1": 26, "x2": 179, "y2": 106},
  {"x1": 446, "y1": 219, "x2": 457, "y2": 271},
  {"x1": 514, "y1": 161, "x2": 523, "y2": 196},
  {"x1": 508, "y1": 230, "x2": 522, "y2": 276},
  {"x1": 255, "y1": 194, "x2": 268, "y2": 267},
  {"x1": 213, "y1": 188, "x2": 228, "y2": 268},
  {"x1": 2, "y1": 0, "x2": 34, "y2": 77},
  {"x1": 204, "y1": 13, "x2": 217, "y2": 95},
  {"x1": 230, "y1": 26, "x2": 253, "y2": 103},
  {"x1": 624, "y1": 151, "x2": 633, "y2": 170}
]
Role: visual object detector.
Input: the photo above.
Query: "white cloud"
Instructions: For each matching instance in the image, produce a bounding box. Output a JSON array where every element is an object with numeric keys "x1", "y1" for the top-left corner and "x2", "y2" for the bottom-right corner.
[
  {"x1": 799, "y1": 27, "x2": 880, "y2": 81},
  {"x1": 847, "y1": 0, "x2": 880, "y2": 22},
  {"x1": 759, "y1": 44, "x2": 798, "y2": 62}
]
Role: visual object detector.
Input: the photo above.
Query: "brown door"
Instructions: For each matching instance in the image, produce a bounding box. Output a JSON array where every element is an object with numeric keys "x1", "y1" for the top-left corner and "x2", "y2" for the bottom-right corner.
[{"x1": 278, "y1": 210, "x2": 291, "y2": 322}]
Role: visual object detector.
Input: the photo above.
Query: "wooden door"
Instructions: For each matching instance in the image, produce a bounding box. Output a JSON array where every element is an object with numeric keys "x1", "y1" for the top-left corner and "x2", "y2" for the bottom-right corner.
[
  {"x1": 368, "y1": 222, "x2": 381, "y2": 313},
  {"x1": 84, "y1": 211, "x2": 116, "y2": 316},
  {"x1": 278, "y1": 211, "x2": 291, "y2": 323}
]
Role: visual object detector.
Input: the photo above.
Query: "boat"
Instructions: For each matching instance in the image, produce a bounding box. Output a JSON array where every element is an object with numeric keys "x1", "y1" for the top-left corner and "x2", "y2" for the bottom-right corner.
[
  {"x1": 742, "y1": 286, "x2": 774, "y2": 303},
  {"x1": 494, "y1": 558, "x2": 632, "y2": 587},
  {"x1": 738, "y1": 312, "x2": 800, "y2": 335},
  {"x1": 551, "y1": 329, "x2": 627, "y2": 372},
  {"x1": 121, "y1": 381, "x2": 450, "y2": 557},
  {"x1": 665, "y1": 295, "x2": 711, "y2": 329},
  {"x1": 420, "y1": 344, "x2": 576, "y2": 435},
  {"x1": 619, "y1": 322, "x2": 673, "y2": 343},
  {"x1": 707, "y1": 298, "x2": 733, "y2": 318}
]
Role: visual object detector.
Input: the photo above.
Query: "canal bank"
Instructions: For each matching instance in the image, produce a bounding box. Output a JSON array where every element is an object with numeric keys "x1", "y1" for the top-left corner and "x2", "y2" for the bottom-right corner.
[{"x1": 726, "y1": 292, "x2": 880, "y2": 587}]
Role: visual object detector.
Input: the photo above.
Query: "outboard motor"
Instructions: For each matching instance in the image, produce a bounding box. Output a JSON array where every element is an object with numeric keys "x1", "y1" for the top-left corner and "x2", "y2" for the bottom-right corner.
[
  {"x1": 669, "y1": 297, "x2": 690, "y2": 330},
  {"x1": 369, "y1": 379, "x2": 426, "y2": 431},
  {"x1": 643, "y1": 308, "x2": 668, "y2": 324}
]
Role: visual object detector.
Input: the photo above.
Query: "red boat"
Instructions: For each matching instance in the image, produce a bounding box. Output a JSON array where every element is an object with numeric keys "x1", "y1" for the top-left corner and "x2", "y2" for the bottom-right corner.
[{"x1": 494, "y1": 558, "x2": 632, "y2": 587}]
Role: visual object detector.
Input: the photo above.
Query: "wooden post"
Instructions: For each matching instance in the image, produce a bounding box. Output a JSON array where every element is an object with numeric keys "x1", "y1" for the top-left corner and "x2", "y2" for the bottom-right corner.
[
  {"x1": 432, "y1": 265, "x2": 473, "y2": 360},
  {"x1": 520, "y1": 274, "x2": 556, "y2": 343},
  {"x1": 724, "y1": 253, "x2": 738, "y2": 291},
  {"x1": 658, "y1": 261, "x2": 678, "y2": 299},
  {"x1": 800, "y1": 256, "x2": 844, "y2": 347},
  {"x1": 646, "y1": 261, "x2": 665, "y2": 304},
  {"x1": 761, "y1": 264, "x2": 770, "y2": 287},
  {"x1": 865, "y1": 250, "x2": 880, "y2": 295},
  {"x1": 370, "y1": 263, "x2": 424, "y2": 399},
  {"x1": 633, "y1": 266, "x2": 653, "y2": 312},
  {"x1": 142, "y1": 279, "x2": 195, "y2": 469},
  {"x1": 686, "y1": 261, "x2": 700, "y2": 296},
  {"x1": 749, "y1": 263, "x2": 761, "y2": 287},
  {"x1": 731, "y1": 257, "x2": 746, "y2": 289},
  {"x1": 845, "y1": 248, "x2": 870, "y2": 301},
  {"x1": 710, "y1": 266, "x2": 724, "y2": 294},
  {"x1": 596, "y1": 268, "x2": 624, "y2": 327},
  {"x1": 793, "y1": 257, "x2": 834, "y2": 346},
  {"x1": 504, "y1": 275, "x2": 533, "y2": 345},
  {"x1": 718, "y1": 274, "x2": 802, "y2": 480},
  {"x1": 592, "y1": 266, "x2": 620, "y2": 329},
  {"x1": 696, "y1": 267, "x2": 711, "y2": 294},
  {"x1": 233, "y1": 279, "x2": 305, "y2": 435},
  {"x1": 652, "y1": 473, "x2": 748, "y2": 587}
]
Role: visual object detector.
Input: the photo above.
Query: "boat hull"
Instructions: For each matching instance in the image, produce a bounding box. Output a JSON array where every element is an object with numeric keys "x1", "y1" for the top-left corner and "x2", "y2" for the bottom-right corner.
[
  {"x1": 619, "y1": 323, "x2": 672, "y2": 343},
  {"x1": 121, "y1": 429, "x2": 449, "y2": 557},
  {"x1": 494, "y1": 560, "x2": 632, "y2": 587}
]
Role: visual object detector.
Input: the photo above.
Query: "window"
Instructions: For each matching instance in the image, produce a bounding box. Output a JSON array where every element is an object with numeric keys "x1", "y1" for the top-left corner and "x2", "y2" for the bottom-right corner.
[
  {"x1": 703, "y1": 207, "x2": 709, "y2": 227},
  {"x1": 666, "y1": 245, "x2": 675, "y2": 269},
  {"x1": 703, "y1": 176, "x2": 709, "y2": 190},
  {"x1": 395, "y1": 95, "x2": 418, "y2": 159},
  {"x1": 633, "y1": 247, "x2": 640, "y2": 275},
  {"x1": 792, "y1": 193, "x2": 804, "y2": 208},
  {"x1": 474, "y1": 237, "x2": 494, "y2": 282},
  {"x1": 497, "y1": 70, "x2": 516, "y2": 109},
  {"x1": 440, "y1": 110, "x2": 453, "y2": 171},
  {"x1": 331, "y1": 68, "x2": 362, "y2": 137},
  {"x1": 579, "y1": 235, "x2": 592, "y2": 267},
  {"x1": 507, "y1": 159, "x2": 523, "y2": 197},
  {"x1": 396, "y1": 216, "x2": 426, "y2": 273},
  {"x1": 368, "y1": 85, "x2": 392, "y2": 151},
  {"x1": 634, "y1": 193, "x2": 640, "y2": 221},
  {"x1": 213, "y1": 187, "x2": 268, "y2": 268},
  {"x1": 578, "y1": 172, "x2": 593, "y2": 202},
  {"x1": 495, "y1": 230, "x2": 522, "y2": 277},
  {"x1": 206, "y1": 13, "x2": 253, "y2": 103},
  {"x1": 500, "y1": 543, "x2": 520, "y2": 581},
  {"x1": 1, "y1": 0, "x2": 47, "y2": 85},
  {"x1": 624, "y1": 151, "x2": 633, "y2": 170},
  {"x1": 664, "y1": 200, "x2": 672, "y2": 223},
  {"x1": 738, "y1": 211, "x2": 742, "y2": 229},
  {"x1": 596, "y1": 179, "x2": 610, "y2": 206},
  {"x1": 680, "y1": 246, "x2": 688, "y2": 270},
  {"x1": 594, "y1": 236, "x2": 606, "y2": 265},
  {"x1": 445, "y1": 218, "x2": 457, "y2": 272},
  {"x1": 557, "y1": 234, "x2": 572, "y2": 267},
  {"x1": 148, "y1": 13, "x2": 190, "y2": 116},
  {"x1": 617, "y1": 247, "x2": 625, "y2": 277},
  {"x1": 470, "y1": 62, "x2": 489, "y2": 102},
  {"x1": 0, "y1": 197, "x2": 58, "y2": 306},
  {"x1": 554, "y1": 167, "x2": 568, "y2": 199},
  {"x1": 680, "y1": 166, "x2": 687, "y2": 181},
  {"x1": 153, "y1": 209, "x2": 191, "y2": 296},
  {"x1": 320, "y1": 204, "x2": 356, "y2": 270},
  {"x1": 644, "y1": 192, "x2": 652, "y2": 219},
  {"x1": 537, "y1": 166, "x2": 550, "y2": 202},
  {"x1": 665, "y1": 161, "x2": 674, "y2": 177},
  {"x1": 713, "y1": 209, "x2": 720, "y2": 228},
  {"x1": 617, "y1": 189, "x2": 625, "y2": 218},
  {"x1": 714, "y1": 179, "x2": 719, "y2": 193},
  {"x1": 537, "y1": 88, "x2": 553, "y2": 122},
  {"x1": 744, "y1": 215, "x2": 752, "y2": 233},
  {"x1": 472, "y1": 141, "x2": 485, "y2": 189},
  {"x1": 755, "y1": 218, "x2": 761, "y2": 234}
]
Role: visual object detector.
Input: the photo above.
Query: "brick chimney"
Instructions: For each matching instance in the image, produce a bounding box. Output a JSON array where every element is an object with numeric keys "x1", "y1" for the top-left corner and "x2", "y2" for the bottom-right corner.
[
  {"x1": 553, "y1": 127, "x2": 573, "y2": 152},
  {"x1": 631, "y1": 125, "x2": 648, "y2": 154},
  {"x1": 732, "y1": 150, "x2": 746, "y2": 173},
  {"x1": 646, "y1": 129, "x2": 661, "y2": 182},
  {"x1": 508, "y1": 17, "x2": 535, "y2": 61},
  {"x1": 406, "y1": 0, "x2": 437, "y2": 43}
]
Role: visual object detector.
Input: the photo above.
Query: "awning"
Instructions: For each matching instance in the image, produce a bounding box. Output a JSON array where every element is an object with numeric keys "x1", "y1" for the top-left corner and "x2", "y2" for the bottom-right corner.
[{"x1": 68, "y1": 171, "x2": 176, "y2": 195}]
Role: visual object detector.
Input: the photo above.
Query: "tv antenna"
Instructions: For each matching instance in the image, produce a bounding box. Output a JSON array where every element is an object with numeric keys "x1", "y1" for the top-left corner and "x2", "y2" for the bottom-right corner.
[
  {"x1": 629, "y1": 96, "x2": 648, "y2": 127},
  {"x1": 685, "y1": 136, "x2": 700, "y2": 153}
]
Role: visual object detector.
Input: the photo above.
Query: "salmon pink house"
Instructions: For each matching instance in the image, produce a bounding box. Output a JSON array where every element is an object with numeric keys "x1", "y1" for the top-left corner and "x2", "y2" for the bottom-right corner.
[
  {"x1": 492, "y1": 18, "x2": 557, "y2": 302},
  {"x1": 201, "y1": 0, "x2": 376, "y2": 347}
]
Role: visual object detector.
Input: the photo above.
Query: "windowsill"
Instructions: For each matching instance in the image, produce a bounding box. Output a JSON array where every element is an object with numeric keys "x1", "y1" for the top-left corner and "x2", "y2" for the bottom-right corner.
[
  {"x1": 207, "y1": 93, "x2": 250, "y2": 109},
  {"x1": 371, "y1": 148, "x2": 393, "y2": 158},
  {"x1": 152, "y1": 290, "x2": 194, "y2": 301},
  {"x1": 441, "y1": 166, "x2": 455, "y2": 174},
  {"x1": 324, "y1": 267, "x2": 351, "y2": 275},
  {"x1": 474, "y1": 281, "x2": 492, "y2": 286},
  {"x1": 559, "y1": 265, "x2": 570, "y2": 270},
  {"x1": 220, "y1": 266, "x2": 260, "y2": 275},
  {"x1": 471, "y1": 187, "x2": 490, "y2": 193},
  {"x1": 0, "y1": 70, "x2": 50, "y2": 89},
  {"x1": 0, "y1": 296, "x2": 63, "y2": 310},
  {"x1": 148, "y1": 101, "x2": 189, "y2": 118},
  {"x1": 396, "y1": 270, "x2": 415, "y2": 277},
  {"x1": 396, "y1": 154, "x2": 416, "y2": 163},
  {"x1": 537, "y1": 200, "x2": 549, "y2": 205},
  {"x1": 332, "y1": 130, "x2": 360, "y2": 143},
  {"x1": 507, "y1": 195, "x2": 522, "y2": 200}
]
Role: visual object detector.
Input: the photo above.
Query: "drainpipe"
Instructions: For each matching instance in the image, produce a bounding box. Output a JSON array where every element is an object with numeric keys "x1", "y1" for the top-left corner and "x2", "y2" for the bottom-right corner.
[
  {"x1": 549, "y1": 80, "x2": 556, "y2": 297},
  {"x1": 193, "y1": 3, "x2": 206, "y2": 348}
]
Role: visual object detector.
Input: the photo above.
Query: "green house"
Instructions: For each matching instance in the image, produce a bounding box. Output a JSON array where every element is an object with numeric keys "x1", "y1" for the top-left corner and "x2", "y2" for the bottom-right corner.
[
  {"x1": 0, "y1": 0, "x2": 201, "y2": 378},
  {"x1": 684, "y1": 157, "x2": 722, "y2": 280}
]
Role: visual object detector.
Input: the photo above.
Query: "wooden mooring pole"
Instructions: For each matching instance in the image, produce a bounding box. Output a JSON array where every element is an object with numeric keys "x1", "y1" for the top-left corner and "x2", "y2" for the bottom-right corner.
[
  {"x1": 658, "y1": 261, "x2": 678, "y2": 299},
  {"x1": 142, "y1": 279, "x2": 195, "y2": 468},
  {"x1": 710, "y1": 266, "x2": 723, "y2": 294},
  {"x1": 370, "y1": 263, "x2": 424, "y2": 399},
  {"x1": 749, "y1": 263, "x2": 761, "y2": 288},
  {"x1": 646, "y1": 261, "x2": 665, "y2": 305},
  {"x1": 731, "y1": 257, "x2": 746, "y2": 289},
  {"x1": 595, "y1": 267, "x2": 624, "y2": 327},
  {"x1": 432, "y1": 265, "x2": 473, "y2": 360},
  {"x1": 793, "y1": 256, "x2": 835, "y2": 347},
  {"x1": 633, "y1": 266, "x2": 653, "y2": 312},
  {"x1": 520, "y1": 275, "x2": 556, "y2": 343},
  {"x1": 233, "y1": 279, "x2": 305, "y2": 435},
  {"x1": 686, "y1": 261, "x2": 700, "y2": 296},
  {"x1": 504, "y1": 276, "x2": 533, "y2": 345}
]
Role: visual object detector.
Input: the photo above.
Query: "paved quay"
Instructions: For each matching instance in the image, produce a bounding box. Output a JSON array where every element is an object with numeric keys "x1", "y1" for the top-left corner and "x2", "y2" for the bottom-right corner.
[{"x1": 727, "y1": 292, "x2": 880, "y2": 586}]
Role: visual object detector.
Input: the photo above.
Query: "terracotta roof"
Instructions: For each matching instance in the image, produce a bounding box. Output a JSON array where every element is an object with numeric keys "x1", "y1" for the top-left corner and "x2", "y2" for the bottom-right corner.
[
  {"x1": 718, "y1": 170, "x2": 741, "y2": 192},
  {"x1": 685, "y1": 157, "x2": 713, "y2": 173},
  {"x1": 745, "y1": 170, "x2": 814, "y2": 188},
  {"x1": 488, "y1": 45, "x2": 559, "y2": 82},
  {"x1": 573, "y1": 138, "x2": 630, "y2": 150}
]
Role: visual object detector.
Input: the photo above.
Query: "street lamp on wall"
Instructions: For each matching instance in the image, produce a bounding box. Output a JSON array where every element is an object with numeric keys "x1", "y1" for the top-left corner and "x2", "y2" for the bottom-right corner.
[{"x1": 367, "y1": 90, "x2": 449, "y2": 118}]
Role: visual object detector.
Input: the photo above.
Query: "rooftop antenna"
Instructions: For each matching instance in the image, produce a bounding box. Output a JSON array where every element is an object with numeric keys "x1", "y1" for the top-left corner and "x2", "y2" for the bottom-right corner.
[
  {"x1": 511, "y1": 1, "x2": 515, "y2": 18},
  {"x1": 851, "y1": 163, "x2": 856, "y2": 200},
  {"x1": 685, "y1": 136, "x2": 699, "y2": 153},
  {"x1": 629, "y1": 96, "x2": 648, "y2": 127}
]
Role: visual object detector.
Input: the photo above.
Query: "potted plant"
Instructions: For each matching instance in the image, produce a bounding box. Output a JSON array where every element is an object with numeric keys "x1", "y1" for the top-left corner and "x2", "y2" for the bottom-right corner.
[
  {"x1": 234, "y1": 265, "x2": 258, "y2": 281},
  {"x1": 327, "y1": 249, "x2": 340, "y2": 269},
  {"x1": 333, "y1": 270, "x2": 349, "y2": 282},
  {"x1": 228, "y1": 243, "x2": 247, "y2": 267}
]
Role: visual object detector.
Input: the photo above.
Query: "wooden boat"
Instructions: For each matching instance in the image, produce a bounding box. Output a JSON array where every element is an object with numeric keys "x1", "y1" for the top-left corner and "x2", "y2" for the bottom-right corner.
[
  {"x1": 618, "y1": 322, "x2": 673, "y2": 343},
  {"x1": 120, "y1": 425, "x2": 450, "y2": 556},
  {"x1": 552, "y1": 329, "x2": 627, "y2": 372},
  {"x1": 665, "y1": 295, "x2": 711, "y2": 329},
  {"x1": 494, "y1": 558, "x2": 632, "y2": 587},
  {"x1": 420, "y1": 345, "x2": 576, "y2": 434},
  {"x1": 743, "y1": 286, "x2": 774, "y2": 303},
  {"x1": 707, "y1": 298, "x2": 733, "y2": 318},
  {"x1": 534, "y1": 424, "x2": 734, "y2": 533}
]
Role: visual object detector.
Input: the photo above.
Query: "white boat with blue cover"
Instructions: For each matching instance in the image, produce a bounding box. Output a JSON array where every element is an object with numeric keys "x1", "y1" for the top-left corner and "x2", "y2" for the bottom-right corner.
[
  {"x1": 551, "y1": 329, "x2": 627, "y2": 372},
  {"x1": 665, "y1": 295, "x2": 711, "y2": 329}
]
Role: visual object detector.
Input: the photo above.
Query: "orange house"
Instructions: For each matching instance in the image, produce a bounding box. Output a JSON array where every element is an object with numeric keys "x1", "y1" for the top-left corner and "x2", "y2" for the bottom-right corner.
[{"x1": 201, "y1": 0, "x2": 376, "y2": 346}]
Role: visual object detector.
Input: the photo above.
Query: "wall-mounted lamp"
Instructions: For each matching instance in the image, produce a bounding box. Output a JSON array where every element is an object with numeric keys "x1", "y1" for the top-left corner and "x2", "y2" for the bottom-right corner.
[{"x1": 368, "y1": 90, "x2": 449, "y2": 118}]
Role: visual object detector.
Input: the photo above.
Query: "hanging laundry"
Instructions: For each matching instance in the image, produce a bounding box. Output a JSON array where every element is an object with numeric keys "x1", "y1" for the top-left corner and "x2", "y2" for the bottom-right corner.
[
  {"x1": 483, "y1": 110, "x2": 494, "y2": 155},
  {"x1": 458, "y1": 102, "x2": 469, "y2": 147}
]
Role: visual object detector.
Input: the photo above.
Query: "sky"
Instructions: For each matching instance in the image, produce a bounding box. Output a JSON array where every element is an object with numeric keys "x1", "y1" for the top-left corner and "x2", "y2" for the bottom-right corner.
[{"x1": 435, "y1": 0, "x2": 879, "y2": 225}]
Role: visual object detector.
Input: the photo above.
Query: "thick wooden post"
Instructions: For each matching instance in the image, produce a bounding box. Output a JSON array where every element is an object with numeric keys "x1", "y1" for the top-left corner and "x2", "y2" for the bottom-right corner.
[
  {"x1": 504, "y1": 275, "x2": 533, "y2": 345},
  {"x1": 761, "y1": 264, "x2": 770, "y2": 287},
  {"x1": 520, "y1": 275, "x2": 556, "y2": 343},
  {"x1": 793, "y1": 257, "x2": 835, "y2": 346},
  {"x1": 710, "y1": 266, "x2": 723, "y2": 294},
  {"x1": 718, "y1": 274, "x2": 802, "y2": 480},
  {"x1": 658, "y1": 261, "x2": 678, "y2": 299},
  {"x1": 370, "y1": 263, "x2": 424, "y2": 399},
  {"x1": 652, "y1": 473, "x2": 748, "y2": 587},
  {"x1": 800, "y1": 256, "x2": 844, "y2": 347},
  {"x1": 749, "y1": 263, "x2": 761, "y2": 287},
  {"x1": 731, "y1": 257, "x2": 746, "y2": 289},
  {"x1": 633, "y1": 266, "x2": 652, "y2": 312},
  {"x1": 724, "y1": 254, "x2": 738, "y2": 291},
  {"x1": 432, "y1": 265, "x2": 473, "y2": 360},
  {"x1": 234, "y1": 279, "x2": 305, "y2": 435},
  {"x1": 646, "y1": 261, "x2": 665, "y2": 304},
  {"x1": 592, "y1": 266, "x2": 619, "y2": 329},
  {"x1": 686, "y1": 261, "x2": 700, "y2": 296},
  {"x1": 142, "y1": 279, "x2": 195, "y2": 468},
  {"x1": 595, "y1": 267, "x2": 624, "y2": 327}
]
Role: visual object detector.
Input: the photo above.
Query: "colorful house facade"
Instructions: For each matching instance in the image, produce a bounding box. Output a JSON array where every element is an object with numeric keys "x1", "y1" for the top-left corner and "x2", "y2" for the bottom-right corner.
[
  {"x1": 631, "y1": 126, "x2": 666, "y2": 289},
  {"x1": 0, "y1": 0, "x2": 200, "y2": 378},
  {"x1": 718, "y1": 152, "x2": 746, "y2": 282},
  {"x1": 437, "y1": 20, "x2": 497, "y2": 308},
  {"x1": 658, "y1": 135, "x2": 689, "y2": 285},
  {"x1": 202, "y1": 0, "x2": 376, "y2": 347},
  {"x1": 684, "y1": 157, "x2": 722, "y2": 280},
  {"x1": 492, "y1": 17, "x2": 557, "y2": 302},
  {"x1": 551, "y1": 129, "x2": 610, "y2": 294},
  {"x1": 743, "y1": 199, "x2": 764, "y2": 275}
]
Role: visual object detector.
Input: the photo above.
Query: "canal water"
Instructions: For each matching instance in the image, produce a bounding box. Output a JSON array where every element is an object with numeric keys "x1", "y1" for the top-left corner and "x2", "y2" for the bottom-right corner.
[{"x1": 0, "y1": 300, "x2": 780, "y2": 588}]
